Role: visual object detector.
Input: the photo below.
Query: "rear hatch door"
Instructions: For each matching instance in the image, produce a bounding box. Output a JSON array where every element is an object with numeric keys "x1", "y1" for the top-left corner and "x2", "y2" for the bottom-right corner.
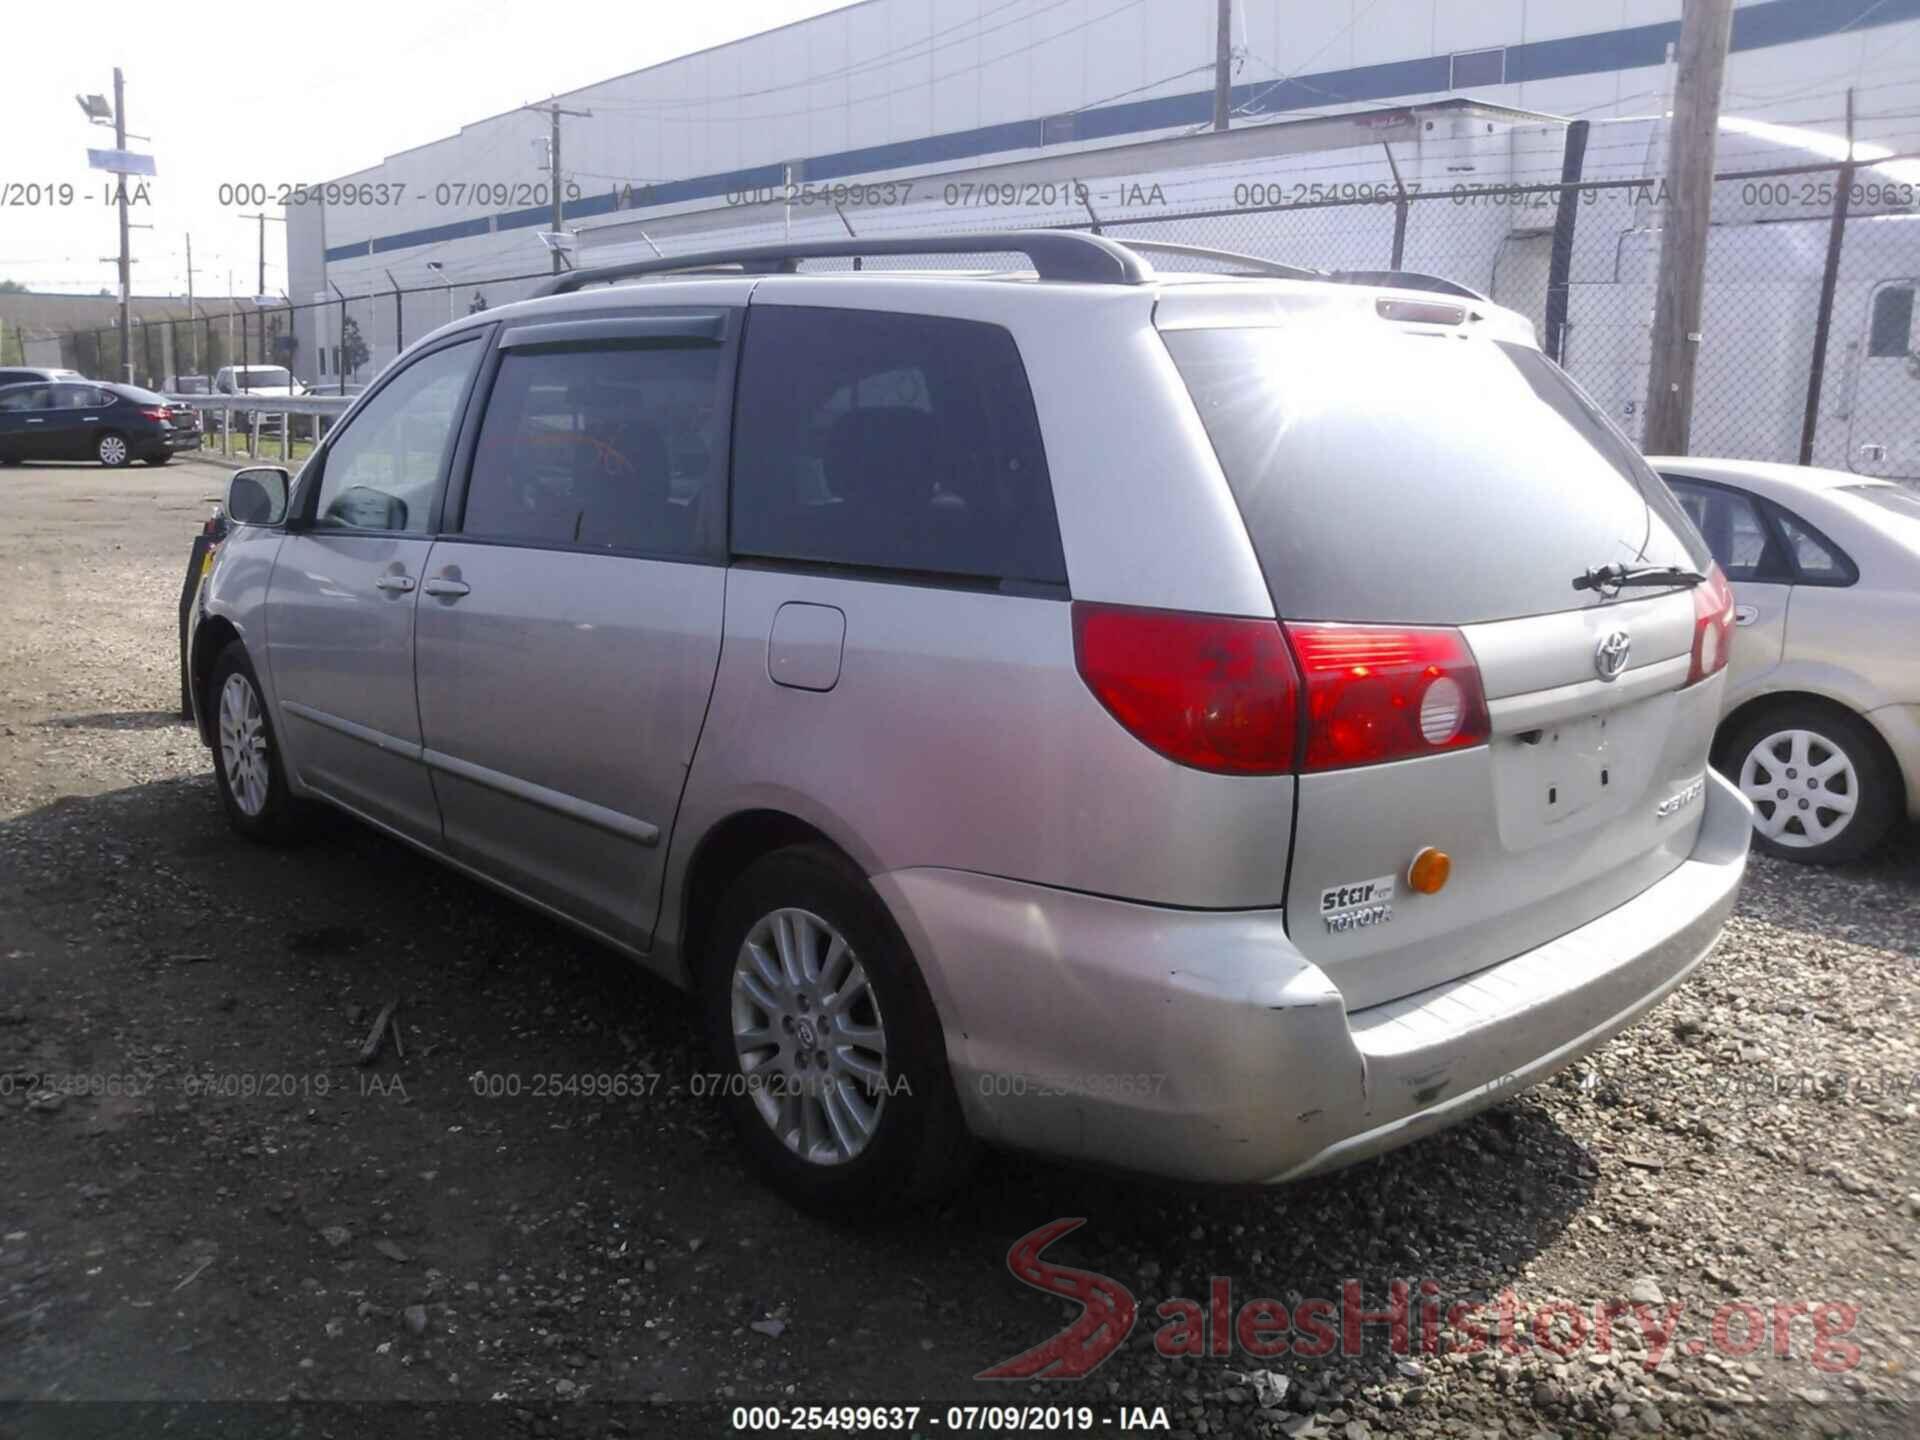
[{"x1": 1164, "y1": 316, "x2": 1723, "y2": 1009}]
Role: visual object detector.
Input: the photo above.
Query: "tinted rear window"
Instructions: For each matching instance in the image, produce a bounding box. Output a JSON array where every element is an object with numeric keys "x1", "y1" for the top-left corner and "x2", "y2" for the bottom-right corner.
[
  {"x1": 1164, "y1": 328, "x2": 1709, "y2": 624},
  {"x1": 731, "y1": 305, "x2": 1067, "y2": 587}
]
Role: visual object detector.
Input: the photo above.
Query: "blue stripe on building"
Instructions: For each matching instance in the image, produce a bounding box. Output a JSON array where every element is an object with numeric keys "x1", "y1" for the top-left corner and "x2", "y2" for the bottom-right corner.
[{"x1": 325, "y1": 0, "x2": 1918, "y2": 263}]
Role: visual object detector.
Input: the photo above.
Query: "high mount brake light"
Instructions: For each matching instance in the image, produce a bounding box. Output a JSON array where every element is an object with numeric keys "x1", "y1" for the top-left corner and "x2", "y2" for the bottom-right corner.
[
  {"x1": 1072, "y1": 605, "x2": 1491, "y2": 775},
  {"x1": 1687, "y1": 563, "x2": 1735, "y2": 686}
]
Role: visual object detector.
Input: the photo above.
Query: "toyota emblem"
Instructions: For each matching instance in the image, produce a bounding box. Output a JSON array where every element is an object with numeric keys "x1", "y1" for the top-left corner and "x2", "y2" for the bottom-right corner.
[{"x1": 1594, "y1": 629, "x2": 1631, "y2": 681}]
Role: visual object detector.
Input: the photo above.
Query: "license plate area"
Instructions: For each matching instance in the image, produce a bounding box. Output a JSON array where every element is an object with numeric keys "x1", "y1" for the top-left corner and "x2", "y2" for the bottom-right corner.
[{"x1": 1523, "y1": 712, "x2": 1615, "y2": 826}]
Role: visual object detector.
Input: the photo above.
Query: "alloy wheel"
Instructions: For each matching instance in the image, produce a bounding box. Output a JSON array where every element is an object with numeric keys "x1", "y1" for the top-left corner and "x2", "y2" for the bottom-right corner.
[
  {"x1": 98, "y1": 434, "x2": 128, "y2": 466},
  {"x1": 730, "y1": 907, "x2": 889, "y2": 1166},
  {"x1": 1738, "y1": 727, "x2": 1858, "y2": 849},
  {"x1": 218, "y1": 673, "x2": 270, "y2": 818}
]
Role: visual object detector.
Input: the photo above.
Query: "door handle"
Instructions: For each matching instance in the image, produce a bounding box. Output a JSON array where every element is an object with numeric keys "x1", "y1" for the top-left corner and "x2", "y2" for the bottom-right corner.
[
  {"x1": 374, "y1": 574, "x2": 416, "y2": 593},
  {"x1": 26, "y1": 418, "x2": 43, "y2": 424},
  {"x1": 1733, "y1": 604, "x2": 1759, "y2": 627},
  {"x1": 422, "y1": 577, "x2": 470, "y2": 598}
]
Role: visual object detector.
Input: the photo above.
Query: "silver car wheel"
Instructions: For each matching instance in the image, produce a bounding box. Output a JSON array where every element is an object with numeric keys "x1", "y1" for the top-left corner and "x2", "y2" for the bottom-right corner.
[
  {"x1": 1738, "y1": 727, "x2": 1858, "y2": 849},
  {"x1": 97, "y1": 434, "x2": 128, "y2": 466},
  {"x1": 218, "y1": 672, "x2": 271, "y2": 818},
  {"x1": 731, "y1": 906, "x2": 888, "y2": 1167}
]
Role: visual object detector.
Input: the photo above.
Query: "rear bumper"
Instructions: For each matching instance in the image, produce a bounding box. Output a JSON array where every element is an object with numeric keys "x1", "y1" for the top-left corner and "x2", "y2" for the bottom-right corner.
[{"x1": 874, "y1": 769, "x2": 1751, "y2": 1185}]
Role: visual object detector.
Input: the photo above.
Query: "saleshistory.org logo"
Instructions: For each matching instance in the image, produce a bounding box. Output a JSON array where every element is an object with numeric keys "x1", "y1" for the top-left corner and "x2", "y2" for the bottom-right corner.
[
  {"x1": 975, "y1": 1219, "x2": 1138, "y2": 1379},
  {"x1": 978, "y1": 1220, "x2": 1864, "y2": 1380}
]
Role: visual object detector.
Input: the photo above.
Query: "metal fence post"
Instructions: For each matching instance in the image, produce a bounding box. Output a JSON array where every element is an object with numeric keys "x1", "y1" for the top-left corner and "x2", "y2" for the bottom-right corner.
[
  {"x1": 333, "y1": 283, "x2": 348, "y2": 397},
  {"x1": 1800, "y1": 98, "x2": 1856, "y2": 465},
  {"x1": 1543, "y1": 120, "x2": 1590, "y2": 364},
  {"x1": 1382, "y1": 144, "x2": 1409, "y2": 270},
  {"x1": 386, "y1": 269, "x2": 404, "y2": 356}
]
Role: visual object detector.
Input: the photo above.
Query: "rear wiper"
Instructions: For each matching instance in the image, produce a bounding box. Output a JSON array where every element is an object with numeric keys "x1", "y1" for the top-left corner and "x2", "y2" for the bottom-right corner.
[{"x1": 1571, "y1": 563, "x2": 1707, "y2": 594}]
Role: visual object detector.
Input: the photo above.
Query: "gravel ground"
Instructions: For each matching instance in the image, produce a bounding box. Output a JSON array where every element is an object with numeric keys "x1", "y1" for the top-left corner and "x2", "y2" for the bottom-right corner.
[{"x1": 0, "y1": 456, "x2": 1915, "y2": 1440}]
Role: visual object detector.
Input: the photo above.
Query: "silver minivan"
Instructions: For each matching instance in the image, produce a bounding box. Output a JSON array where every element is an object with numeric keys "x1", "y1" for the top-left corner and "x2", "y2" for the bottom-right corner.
[{"x1": 189, "y1": 233, "x2": 1751, "y2": 1214}]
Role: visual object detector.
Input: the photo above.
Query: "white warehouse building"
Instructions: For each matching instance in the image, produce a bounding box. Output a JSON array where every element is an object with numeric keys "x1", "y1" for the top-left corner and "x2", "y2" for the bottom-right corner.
[{"x1": 288, "y1": 0, "x2": 1920, "y2": 468}]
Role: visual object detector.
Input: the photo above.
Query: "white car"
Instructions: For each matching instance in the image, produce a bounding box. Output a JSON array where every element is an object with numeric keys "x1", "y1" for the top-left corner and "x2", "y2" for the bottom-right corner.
[
  {"x1": 213, "y1": 365, "x2": 305, "y2": 434},
  {"x1": 1654, "y1": 457, "x2": 1920, "y2": 862}
]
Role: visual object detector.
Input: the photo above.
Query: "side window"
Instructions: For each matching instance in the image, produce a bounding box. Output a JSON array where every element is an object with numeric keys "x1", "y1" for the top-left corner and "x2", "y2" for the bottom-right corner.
[
  {"x1": 731, "y1": 306, "x2": 1067, "y2": 586},
  {"x1": 1867, "y1": 284, "x2": 1914, "y2": 358},
  {"x1": 50, "y1": 385, "x2": 95, "y2": 409},
  {"x1": 1664, "y1": 479, "x2": 1789, "y2": 582},
  {"x1": 460, "y1": 340, "x2": 726, "y2": 557},
  {"x1": 1773, "y1": 508, "x2": 1852, "y2": 584},
  {"x1": 0, "y1": 387, "x2": 46, "y2": 412},
  {"x1": 312, "y1": 340, "x2": 478, "y2": 533}
]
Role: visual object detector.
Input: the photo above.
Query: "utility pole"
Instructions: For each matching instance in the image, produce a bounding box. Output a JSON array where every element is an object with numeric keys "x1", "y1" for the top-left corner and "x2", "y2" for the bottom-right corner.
[
  {"x1": 185, "y1": 233, "x2": 196, "y2": 372},
  {"x1": 114, "y1": 67, "x2": 132, "y2": 382},
  {"x1": 1642, "y1": 0, "x2": 1734, "y2": 455},
  {"x1": 523, "y1": 99, "x2": 591, "y2": 273},
  {"x1": 239, "y1": 212, "x2": 286, "y2": 297},
  {"x1": 1212, "y1": 0, "x2": 1232, "y2": 131}
]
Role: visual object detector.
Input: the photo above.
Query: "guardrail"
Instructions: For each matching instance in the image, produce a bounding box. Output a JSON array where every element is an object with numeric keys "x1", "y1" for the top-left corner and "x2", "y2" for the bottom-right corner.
[{"x1": 162, "y1": 392, "x2": 357, "y2": 462}]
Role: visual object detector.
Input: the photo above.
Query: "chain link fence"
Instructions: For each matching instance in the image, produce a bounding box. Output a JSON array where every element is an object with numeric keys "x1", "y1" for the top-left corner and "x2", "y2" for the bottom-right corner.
[{"x1": 36, "y1": 141, "x2": 1920, "y2": 480}]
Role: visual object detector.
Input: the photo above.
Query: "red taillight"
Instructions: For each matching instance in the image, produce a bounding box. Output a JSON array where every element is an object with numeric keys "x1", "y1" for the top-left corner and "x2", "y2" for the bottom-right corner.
[
  {"x1": 140, "y1": 406, "x2": 170, "y2": 421},
  {"x1": 1071, "y1": 603, "x2": 1300, "y2": 774},
  {"x1": 1687, "y1": 563, "x2": 1735, "y2": 686},
  {"x1": 1287, "y1": 622, "x2": 1490, "y2": 771},
  {"x1": 1071, "y1": 605, "x2": 1492, "y2": 775}
]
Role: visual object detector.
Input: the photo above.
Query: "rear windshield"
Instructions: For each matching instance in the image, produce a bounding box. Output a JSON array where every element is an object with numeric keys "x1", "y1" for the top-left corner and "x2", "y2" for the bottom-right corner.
[{"x1": 1164, "y1": 328, "x2": 1710, "y2": 625}]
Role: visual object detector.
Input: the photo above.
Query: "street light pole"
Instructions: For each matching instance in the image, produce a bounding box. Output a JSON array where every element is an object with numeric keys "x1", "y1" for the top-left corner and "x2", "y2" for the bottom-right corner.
[{"x1": 114, "y1": 67, "x2": 131, "y2": 382}]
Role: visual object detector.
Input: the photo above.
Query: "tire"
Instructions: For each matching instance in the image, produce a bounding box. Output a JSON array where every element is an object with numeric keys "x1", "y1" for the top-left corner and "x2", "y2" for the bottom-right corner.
[
  {"x1": 207, "y1": 640, "x2": 306, "y2": 843},
  {"x1": 96, "y1": 432, "x2": 131, "y2": 468},
  {"x1": 700, "y1": 845, "x2": 970, "y2": 1217},
  {"x1": 1724, "y1": 702, "x2": 1899, "y2": 864}
]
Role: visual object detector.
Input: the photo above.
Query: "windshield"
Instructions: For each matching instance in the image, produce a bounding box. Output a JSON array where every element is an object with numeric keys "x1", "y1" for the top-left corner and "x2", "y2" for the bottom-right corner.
[
  {"x1": 1163, "y1": 328, "x2": 1710, "y2": 625},
  {"x1": 236, "y1": 367, "x2": 293, "y2": 389}
]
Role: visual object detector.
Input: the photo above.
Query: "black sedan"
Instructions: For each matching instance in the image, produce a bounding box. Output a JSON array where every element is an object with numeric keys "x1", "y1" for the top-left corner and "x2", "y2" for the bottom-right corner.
[{"x1": 0, "y1": 380, "x2": 199, "y2": 467}]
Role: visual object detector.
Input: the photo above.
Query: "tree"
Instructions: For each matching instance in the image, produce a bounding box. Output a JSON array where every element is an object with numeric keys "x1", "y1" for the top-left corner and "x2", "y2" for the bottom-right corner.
[
  {"x1": 0, "y1": 279, "x2": 26, "y2": 294},
  {"x1": 340, "y1": 316, "x2": 369, "y2": 377}
]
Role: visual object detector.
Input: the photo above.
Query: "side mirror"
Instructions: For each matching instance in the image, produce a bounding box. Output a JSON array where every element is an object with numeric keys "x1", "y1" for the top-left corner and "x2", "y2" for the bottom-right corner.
[{"x1": 227, "y1": 466, "x2": 290, "y2": 527}]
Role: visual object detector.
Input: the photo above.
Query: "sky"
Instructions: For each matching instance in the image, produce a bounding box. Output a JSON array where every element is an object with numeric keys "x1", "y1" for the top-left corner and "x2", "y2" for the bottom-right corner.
[{"x1": 0, "y1": 0, "x2": 852, "y2": 298}]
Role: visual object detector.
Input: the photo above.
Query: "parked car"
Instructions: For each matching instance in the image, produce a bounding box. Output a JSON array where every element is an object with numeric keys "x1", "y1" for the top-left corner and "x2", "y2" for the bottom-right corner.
[
  {"x1": 0, "y1": 365, "x2": 87, "y2": 388},
  {"x1": 214, "y1": 364, "x2": 304, "y2": 436},
  {"x1": 185, "y1": 233, "x2": 1750, "y2": 1214},
  {"x1": 167, "y1": 375, "x2": 212, "y2": 396},
  {"x1": 0, "y1": 379, "x2": 193, "y2": 466},
  {"x1": 178, "y1": 498, "x2": 230, "y2": 718},
  {"x1": 1654, "y1": 457, "x2": 1920, "y2": 862}
]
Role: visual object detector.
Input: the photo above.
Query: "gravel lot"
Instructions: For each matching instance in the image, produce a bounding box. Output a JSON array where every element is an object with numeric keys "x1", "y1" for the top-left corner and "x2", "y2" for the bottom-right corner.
[{"x1": 0, "y1": 456, "x2": 1915, "y2": 1439}]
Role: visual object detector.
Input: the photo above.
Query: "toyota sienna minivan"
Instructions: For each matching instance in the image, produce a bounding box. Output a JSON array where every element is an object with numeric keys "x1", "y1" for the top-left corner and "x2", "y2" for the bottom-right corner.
[{"x1": 187, "y1": 232, "x2": 1751, "y2": 1213}]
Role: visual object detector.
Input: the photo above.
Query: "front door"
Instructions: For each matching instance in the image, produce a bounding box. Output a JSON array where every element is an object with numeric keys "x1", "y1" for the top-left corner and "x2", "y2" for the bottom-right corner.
[
  {"x1": 412, "y1": 313, "x2": 735, "y2": 947},
  {"x1": 264, "y1": 334, "x2": 484, "y2": 845},
  {"x1": 0, "y1": 385, "x2": 51, "y2": 460}
]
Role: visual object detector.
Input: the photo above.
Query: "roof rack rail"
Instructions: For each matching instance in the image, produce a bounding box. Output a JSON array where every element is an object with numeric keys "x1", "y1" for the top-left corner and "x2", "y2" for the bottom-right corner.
[
  {"x1": 1325, "y1": 269, "x2": 1489, "y2": 302},
  {"x1": 538, "y1": 230, "x2": 1149, "y2": 295},
  {"x1": 1110, "y1": 240, "x2": 1322, "y2": 281}
]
